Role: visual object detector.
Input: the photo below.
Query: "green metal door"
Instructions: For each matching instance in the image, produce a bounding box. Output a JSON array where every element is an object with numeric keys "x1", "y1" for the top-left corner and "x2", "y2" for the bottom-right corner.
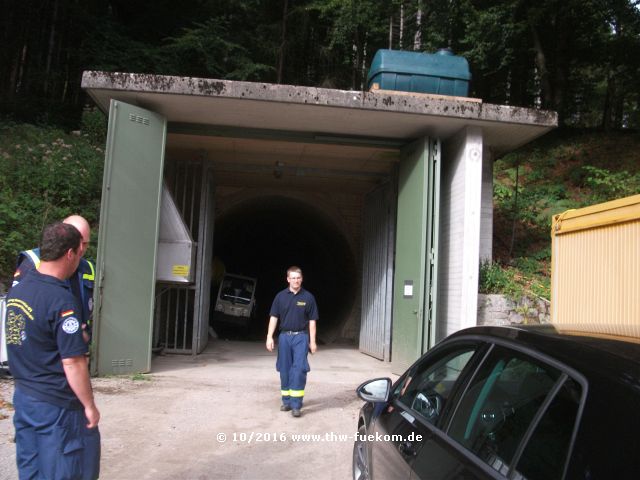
[
  {"x1": 93, "y1": 100, "x2": 167, "y2": 375},
  {"x1": 391, "y1": 137, "x2": 440, "y2": 372}
]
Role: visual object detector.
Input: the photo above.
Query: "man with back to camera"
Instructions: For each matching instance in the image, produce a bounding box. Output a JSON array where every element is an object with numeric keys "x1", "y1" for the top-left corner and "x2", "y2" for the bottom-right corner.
[
  {"x1": 5, "y1": 222, "x2": 101, "y2": 479},
  {"x1": 11, "y1": 214, "x2": 95, "y2": 344},
  {"x1": 266, "y1": 266, "x2": 319, "y2": 418}
]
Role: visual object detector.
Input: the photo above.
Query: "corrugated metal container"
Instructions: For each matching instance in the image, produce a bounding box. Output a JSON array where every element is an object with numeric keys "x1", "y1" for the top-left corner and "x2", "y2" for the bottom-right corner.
[
  {"x1": 367, "y1": 49, "x2": 471, "y2": 97},
  {"x1": 551, "y1": 194, "x2": 640, "y2": 338}
]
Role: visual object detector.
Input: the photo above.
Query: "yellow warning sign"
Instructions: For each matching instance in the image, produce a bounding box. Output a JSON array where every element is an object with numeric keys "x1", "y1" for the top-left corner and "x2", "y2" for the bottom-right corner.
[{"x1": 172, "y1": 265, "x2": 190, "y2": 277}]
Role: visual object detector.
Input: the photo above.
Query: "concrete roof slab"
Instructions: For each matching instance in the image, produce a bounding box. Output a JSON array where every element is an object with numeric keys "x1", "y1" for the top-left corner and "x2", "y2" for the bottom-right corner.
[{"x1": 82, "y1": 71, "x2": 557, "y2": 158}]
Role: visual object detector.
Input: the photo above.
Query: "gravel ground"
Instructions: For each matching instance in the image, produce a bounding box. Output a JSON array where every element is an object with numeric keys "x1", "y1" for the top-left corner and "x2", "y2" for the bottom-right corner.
[{"x1": 0, "y1": 340, "x2": 396, "y2": 479}]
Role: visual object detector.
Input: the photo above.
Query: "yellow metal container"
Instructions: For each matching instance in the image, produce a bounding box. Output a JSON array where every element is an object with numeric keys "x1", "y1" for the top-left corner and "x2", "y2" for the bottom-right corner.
[{"x1": 551, "y1": 194, "x2": 640, "y2": 337}]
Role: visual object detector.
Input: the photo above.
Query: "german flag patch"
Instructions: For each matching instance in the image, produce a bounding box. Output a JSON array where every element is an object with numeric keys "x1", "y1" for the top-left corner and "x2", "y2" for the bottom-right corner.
[{"x1": 61, "y1": 310, "x2": 75, "y2": 317}]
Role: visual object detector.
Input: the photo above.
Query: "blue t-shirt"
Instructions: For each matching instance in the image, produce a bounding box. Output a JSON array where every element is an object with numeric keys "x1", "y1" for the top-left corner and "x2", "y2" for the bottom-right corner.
[
  {"x1": 6, "y1": 269, "x2": 88, "y2": 409},
  {"x1": 269, "y1": 287, "x2": 319, "y2": 332}
]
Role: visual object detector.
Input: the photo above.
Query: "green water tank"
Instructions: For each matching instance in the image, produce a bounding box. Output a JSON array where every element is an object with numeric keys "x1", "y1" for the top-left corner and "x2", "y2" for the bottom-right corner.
[{"x1": 367, "y1": 48, "x2": 471, "y2": 97}]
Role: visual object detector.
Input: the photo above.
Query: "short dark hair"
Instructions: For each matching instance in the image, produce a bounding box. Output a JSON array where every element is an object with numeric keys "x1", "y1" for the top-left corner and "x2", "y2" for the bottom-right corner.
[
  {"x1": 287, "y1": 266, "x2": 303, "y2": 276},
  {"x1": 40, "y1": 222, "x2": 82, "y2": 261}
]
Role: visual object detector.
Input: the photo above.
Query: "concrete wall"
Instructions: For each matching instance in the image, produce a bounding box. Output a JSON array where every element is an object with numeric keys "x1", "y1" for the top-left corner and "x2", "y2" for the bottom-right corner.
[{"x1": 437, "y1": 127, "x2": 484, "y2": 342}]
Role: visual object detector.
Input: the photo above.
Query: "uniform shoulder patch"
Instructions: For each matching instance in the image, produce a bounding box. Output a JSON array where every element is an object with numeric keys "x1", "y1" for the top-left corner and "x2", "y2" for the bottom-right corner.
[{"x1": 62, "y1": 317, "x2": 80, "y2": 334}]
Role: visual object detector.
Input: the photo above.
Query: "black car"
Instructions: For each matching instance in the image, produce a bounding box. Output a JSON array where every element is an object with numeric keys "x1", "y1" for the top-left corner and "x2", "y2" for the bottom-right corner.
[{"x1": 353, "y1": 325, "x2": 640, "y2": 480}]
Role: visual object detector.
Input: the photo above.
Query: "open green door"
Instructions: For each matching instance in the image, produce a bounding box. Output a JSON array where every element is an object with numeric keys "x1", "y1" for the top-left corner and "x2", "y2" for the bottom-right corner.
[
  {"x1": 391, "y1": 137, "x2": 440, "y2": 372},
  {"x1": 93, "y1": 100, "x2": 167, "y2": 375}
]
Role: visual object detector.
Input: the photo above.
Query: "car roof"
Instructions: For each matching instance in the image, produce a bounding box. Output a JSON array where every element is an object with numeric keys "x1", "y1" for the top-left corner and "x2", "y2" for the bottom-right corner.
[{"x1": 446, "y1": 325, "x2": 640, "y2": 384}]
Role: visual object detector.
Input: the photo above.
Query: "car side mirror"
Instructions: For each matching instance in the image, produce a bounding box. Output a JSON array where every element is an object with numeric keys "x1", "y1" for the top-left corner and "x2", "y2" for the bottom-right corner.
[{"x1": 356, "y1": 378, "x2": 392, "y2": 403}]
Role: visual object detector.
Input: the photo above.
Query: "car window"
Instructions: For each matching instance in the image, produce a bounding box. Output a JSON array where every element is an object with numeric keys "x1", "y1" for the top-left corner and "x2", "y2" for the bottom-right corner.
[
  {"x1": 397, "y1": 347, "x2": 476, "y2": 425},
  {"x1": 514, "y1": 377, "x2": 581, "y2": 480},
  {"x1": 448, "y1": 346, "x2": 562, "y2": 476}
]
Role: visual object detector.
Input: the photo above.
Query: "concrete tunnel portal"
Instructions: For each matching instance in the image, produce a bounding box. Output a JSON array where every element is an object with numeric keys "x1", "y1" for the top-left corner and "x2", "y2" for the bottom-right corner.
[
  {"x1": 81, "y1": 71, "x2": 557, "y2": 374},
  {"x1": 211, "y1": 194, "x2": 358, "y2": 342}
]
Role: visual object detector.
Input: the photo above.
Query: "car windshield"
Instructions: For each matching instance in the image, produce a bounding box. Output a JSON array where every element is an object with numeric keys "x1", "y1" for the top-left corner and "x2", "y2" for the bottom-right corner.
[{"x1": 220, "y1": 277, "x2": 254, "y2": 305}]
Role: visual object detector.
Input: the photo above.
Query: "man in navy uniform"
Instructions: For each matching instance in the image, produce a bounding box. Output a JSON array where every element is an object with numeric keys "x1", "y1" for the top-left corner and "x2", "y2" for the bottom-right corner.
[
  {"x1": 266, "y1": 266, "x2": 319, "y2": 418},
  {"x1": 5, "y1": 222, "x2": 101, "y2": 479},
  {"x1": 11, "y1": 215, "x2": 95, "y2": 343}
]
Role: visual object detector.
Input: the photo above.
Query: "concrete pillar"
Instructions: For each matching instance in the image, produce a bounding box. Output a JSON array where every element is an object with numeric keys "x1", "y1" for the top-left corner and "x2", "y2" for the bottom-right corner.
[
  {"x1": 437, "y1": 127, "x2": 484, "y2": 341},
  {"x1": 480, "y1": 148, "x2": 493, "y2": 263}
]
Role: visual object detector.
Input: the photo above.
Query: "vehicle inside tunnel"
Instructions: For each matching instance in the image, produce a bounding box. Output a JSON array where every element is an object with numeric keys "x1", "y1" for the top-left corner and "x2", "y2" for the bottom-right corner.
[{"x1": 211, "y1": 195, "x2": 358, "y2": 342}]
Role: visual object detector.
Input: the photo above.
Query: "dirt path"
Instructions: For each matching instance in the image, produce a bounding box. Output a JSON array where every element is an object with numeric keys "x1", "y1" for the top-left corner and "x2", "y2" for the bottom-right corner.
[{"x1": 0, "y1": 340, "x2": 396, "y2": 479}]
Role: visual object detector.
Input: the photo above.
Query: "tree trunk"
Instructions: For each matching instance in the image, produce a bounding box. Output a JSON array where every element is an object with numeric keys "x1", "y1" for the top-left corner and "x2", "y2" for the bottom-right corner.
[
  {"x1": 44, "y1": 0, "x2": 59, "y2": 95},
  {"x1": 413, "y1": 5, "x2": 422, "y2": 50},
  {"x1": 509, "y1": 163, "x2": 520, "y2": 259},
  {"x1": 399, "y1": 2, "x2": 404, "y2": 49},
  {"x1": 16, "y1": 44, "x2": 29, "y2": 95},
  {"x1": 277, "y1": 0, "x2": 289, "y2": 84},
  {"x1": 361, "y1": 37, "x2": 368, "y2": 91},
  {"x1": 530, "y1": 26, "x2": 552, "y2": 111},
  {"x1": 601, "y1": 73, "x2": 615, "y2": 131}
]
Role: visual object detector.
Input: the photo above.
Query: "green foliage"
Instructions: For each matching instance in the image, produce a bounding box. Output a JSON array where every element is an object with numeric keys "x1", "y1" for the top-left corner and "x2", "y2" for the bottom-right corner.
[
  {"x1": 479, "y1": 261, "x2": 523, "y2": 299},
  {"x1": 0, "y1": 121, "x2": 104, "y2": 290},
  {"x1": 160, "y1": 18, "x2": 274, "y2": 80},
  {"x1": 80, "y1": 109, "x2": 108, "y2": 146},
  {"x1": 479, "y1": 260, "x2": 550, "y2": 302},
  {"x1": 492, "y1": 129, "x2": 640, "y2": 305},
  {"x1": 582, "y1": 165, "x2": 640, "y2": 204}
]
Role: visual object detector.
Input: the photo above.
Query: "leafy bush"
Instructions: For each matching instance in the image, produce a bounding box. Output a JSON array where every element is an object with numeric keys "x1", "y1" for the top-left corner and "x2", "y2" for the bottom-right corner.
[
  {"x1": 479, "y1": 261, "x2": 523, "y2": 299},
  {"x1": 479, "y1": 260, "x2": 550, "y2": 302},
  {"x1": 0, "y1": 121, "x2": 104, "y2": 290},
  {"x1": 80, "y1": 108, "x2": 108, "y2": 146},
  {"x1": 582, "y1": 165, "x2": 640, "y2": 204}
]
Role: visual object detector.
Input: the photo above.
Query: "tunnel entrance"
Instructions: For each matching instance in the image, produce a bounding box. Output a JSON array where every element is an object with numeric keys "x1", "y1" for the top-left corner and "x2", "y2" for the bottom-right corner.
[{"x1": 211, "y1": 195, "x2": 357, "y2": 343}]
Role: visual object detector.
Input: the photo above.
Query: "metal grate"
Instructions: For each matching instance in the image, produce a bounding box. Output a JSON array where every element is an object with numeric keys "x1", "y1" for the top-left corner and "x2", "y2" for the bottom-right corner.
[
  {"x1": 153, "y1": 160, "x2": 204, "y2": 354},
  {"x1": 155, "y1": 286, "x2": 195, "y2": 353}
]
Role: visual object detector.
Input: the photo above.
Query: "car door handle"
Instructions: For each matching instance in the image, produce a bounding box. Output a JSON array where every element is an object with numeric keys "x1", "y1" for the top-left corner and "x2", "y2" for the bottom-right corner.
[{"x1": 398, "y1": 441, "x2": 417, "y2": 457}]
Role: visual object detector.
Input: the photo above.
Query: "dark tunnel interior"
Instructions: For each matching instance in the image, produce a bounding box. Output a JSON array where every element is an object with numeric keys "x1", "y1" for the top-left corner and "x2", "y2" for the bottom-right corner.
[{"x1": 211, "y1": 195, "x2": 357, "y2": 342}]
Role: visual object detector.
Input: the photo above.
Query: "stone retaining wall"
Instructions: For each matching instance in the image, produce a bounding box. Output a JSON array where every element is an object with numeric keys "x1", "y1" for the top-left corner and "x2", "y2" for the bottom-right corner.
[{"x1": 477, "y1": 293, "x2": 550, "y2": 326}]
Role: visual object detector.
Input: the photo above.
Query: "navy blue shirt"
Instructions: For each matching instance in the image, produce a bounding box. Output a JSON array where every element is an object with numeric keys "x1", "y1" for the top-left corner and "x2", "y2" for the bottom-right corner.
[
  {"x1": 11, "y1": 248, "x2": 95, "y2": 339},
  {"x1": 6, "y1": 269, "x2": 88, "y2": 409},
  {"x1": 269, "y1": 287, "x2": 319, "y2": 332}
]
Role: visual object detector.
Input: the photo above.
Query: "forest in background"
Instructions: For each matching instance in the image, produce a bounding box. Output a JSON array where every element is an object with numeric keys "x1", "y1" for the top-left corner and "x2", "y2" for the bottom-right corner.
[{"x1": 2, "y1": 0, "x2": 640, "y2": 129}]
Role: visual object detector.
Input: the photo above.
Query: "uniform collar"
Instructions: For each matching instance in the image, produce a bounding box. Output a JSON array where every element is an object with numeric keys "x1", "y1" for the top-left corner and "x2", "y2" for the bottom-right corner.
[{"x1": 30, "y1": 269, "x2": 72, "y2": 289}]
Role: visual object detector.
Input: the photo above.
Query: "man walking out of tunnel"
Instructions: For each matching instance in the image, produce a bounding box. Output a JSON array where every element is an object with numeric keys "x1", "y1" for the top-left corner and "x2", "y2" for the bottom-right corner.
[
  {"x1": 5, "y1": 222, "x2": 101, "y2": 479},
  {"x1": 266, "y1": 266, "x2": 318, "y2": 418}
]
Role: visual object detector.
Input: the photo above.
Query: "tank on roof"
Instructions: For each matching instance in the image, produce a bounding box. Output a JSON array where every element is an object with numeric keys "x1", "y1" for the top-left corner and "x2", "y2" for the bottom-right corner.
[{"x1": 367, "y1": 48, "x2": 471, "y2": 97}]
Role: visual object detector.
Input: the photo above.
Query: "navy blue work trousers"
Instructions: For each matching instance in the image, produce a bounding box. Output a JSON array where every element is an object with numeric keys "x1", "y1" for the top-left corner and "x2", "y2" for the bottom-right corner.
[
  {"x1": 276, "y1": 332, "x2": 310, "y2": 410},
  {"x1": 13, "y1": 388, "x2": 101, "y2": 480}
]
